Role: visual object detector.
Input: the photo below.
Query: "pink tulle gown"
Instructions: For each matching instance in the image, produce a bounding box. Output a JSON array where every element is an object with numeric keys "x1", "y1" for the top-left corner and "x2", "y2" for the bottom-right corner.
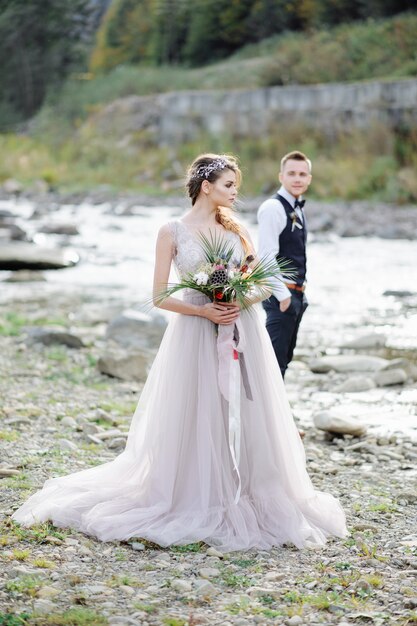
[{"x1": 12, "y1": 221, "x2": 347, "y2": 552}]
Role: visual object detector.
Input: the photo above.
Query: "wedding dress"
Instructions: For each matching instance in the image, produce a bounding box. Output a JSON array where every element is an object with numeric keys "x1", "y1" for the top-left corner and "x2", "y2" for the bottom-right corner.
[{"x1": 12, "y1": 221, "x2": 347, "y2": 551}]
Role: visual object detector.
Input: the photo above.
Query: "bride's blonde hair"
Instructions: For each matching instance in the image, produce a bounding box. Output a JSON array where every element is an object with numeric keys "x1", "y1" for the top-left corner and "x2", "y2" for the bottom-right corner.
[{"x1": 185, "y1": 153, "x2": 251, "y2": 255}]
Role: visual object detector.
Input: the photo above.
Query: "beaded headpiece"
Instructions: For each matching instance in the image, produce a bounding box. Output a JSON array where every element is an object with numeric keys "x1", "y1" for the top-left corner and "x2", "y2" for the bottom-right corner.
[{"x1": 195, "y1": 157, "x2": 229, "y2": 180}]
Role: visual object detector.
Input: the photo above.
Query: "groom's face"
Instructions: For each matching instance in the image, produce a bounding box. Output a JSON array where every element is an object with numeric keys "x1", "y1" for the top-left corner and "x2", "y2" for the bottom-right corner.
[{"x1": 279, "y1": 159, "x2": 312, "y2": 198}]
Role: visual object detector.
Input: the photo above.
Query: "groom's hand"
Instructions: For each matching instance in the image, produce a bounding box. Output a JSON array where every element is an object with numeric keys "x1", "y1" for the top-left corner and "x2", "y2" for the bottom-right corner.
[{"x1": 279, "y1": 297, "x2": 291, "y2": 312}]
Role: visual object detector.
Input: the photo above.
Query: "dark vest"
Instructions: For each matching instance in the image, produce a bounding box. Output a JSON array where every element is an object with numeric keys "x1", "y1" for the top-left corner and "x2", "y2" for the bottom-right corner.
[{"x1": 274, "y1": 193, "x2": 307, "y2": 286}]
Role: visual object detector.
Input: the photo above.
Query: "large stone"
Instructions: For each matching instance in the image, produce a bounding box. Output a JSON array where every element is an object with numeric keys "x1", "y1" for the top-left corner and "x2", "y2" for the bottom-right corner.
[
  {"x1": 374, "y1": 368, "x2": 408, "y2": 387},
  {"x1": 106, "y1": 309, "x2": 167, "y2": 351},
  {"x1": 339, "y1": 333, "x2": 387, "y2": 350},
  {"x1": 0, "y1": 243, "x2": 79, "y2": 270},
  {"x1": 98, "y1": 350, "x2": 149, "y2": 381},
  {"x1": 313, "y1": 411, "x2": 367, "y2": 436},
  {"x1": 334, "y1": 376, "x2": 376, "y2": 393},
  {"x1": 309, "y1": 355, "x2": 388, "y2": 373},
  {"x1": 26, "y1": 328, "x2": 84, "y2": 349},
  {"x1": 38, "y1": 222, "x2": 80, "y2": 236}
]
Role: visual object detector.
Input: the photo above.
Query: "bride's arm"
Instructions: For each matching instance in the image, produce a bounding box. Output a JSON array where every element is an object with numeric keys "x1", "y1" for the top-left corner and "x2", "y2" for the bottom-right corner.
[
  {"x1": 240, "y1": 228, "x2": 272, "y2": 306},
  {"x1": 152, "y1": 224, "x2": 240, "y2": 325}
]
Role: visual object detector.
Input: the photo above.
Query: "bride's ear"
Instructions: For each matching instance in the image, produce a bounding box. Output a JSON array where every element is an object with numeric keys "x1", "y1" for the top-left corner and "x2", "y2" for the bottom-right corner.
[{"x1": 201, "y1": 180, "x2": 211, "y2": 195}]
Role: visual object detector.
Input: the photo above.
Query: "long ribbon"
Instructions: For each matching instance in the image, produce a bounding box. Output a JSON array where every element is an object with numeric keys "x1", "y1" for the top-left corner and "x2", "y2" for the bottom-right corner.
[{"x1": 217, "y1": 319, "x2": 252, "y2": 504}]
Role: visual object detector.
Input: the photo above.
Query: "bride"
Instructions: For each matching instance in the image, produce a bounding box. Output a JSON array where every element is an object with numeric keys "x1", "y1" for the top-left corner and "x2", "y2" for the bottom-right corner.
[{"x1": 12, "y1": 153, "x2": 347, "y2": 552}]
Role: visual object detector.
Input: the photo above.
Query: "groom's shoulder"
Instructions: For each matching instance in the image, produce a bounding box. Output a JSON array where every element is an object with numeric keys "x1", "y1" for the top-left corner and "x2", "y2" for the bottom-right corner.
[{"x1": 257, "y1": 195, "x2": 286, "y2": 221}]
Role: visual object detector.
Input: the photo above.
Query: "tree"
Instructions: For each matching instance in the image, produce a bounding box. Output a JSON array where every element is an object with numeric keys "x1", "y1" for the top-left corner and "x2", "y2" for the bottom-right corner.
[
  {"x1": 90, "y1": 0, "x2": 155, "y2": 70},
  {"x1": 0, "y1": 0, "x2": 92, "y2": 124}
]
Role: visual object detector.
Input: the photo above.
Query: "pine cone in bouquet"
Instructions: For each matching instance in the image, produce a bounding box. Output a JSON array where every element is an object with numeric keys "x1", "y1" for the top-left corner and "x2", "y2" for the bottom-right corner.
[{"x1": 210, "y1": 266, "x2": 228, "y2": 286}]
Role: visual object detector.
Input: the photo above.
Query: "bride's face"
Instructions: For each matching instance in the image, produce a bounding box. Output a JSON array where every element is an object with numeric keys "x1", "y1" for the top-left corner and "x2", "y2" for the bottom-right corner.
[{"x1": 208, "y1": 169, "x2": 238, "y2": 208}]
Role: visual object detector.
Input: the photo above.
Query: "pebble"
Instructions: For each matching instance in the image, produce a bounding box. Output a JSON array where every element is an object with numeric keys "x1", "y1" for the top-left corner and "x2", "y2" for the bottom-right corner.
[
  {"x1": 264, "y1": 571, "x2": 287, "y2": 581},
  {"x1": 194, "y1": 579, "x2": 217, "y2": 596},
  {"x1": 37, "y1": 585, "x2": 61, "y2": 598},
  {"x1": 61, "y1": 416, "x2": 77, "y2": 428},
  {"x1": 58, "y1": 438, "x2": 78, "y2": 452},
  {"x1": 171, "y1": 579, "x2": 192, "y2": 593},
  {"x1": 0, "y1": 468, "x2": 20, "y2": 477},
  {"x1": 206, "y1": 546, "x2": 224, "y2": 558},
  {"x1": 130, "y1": 541, "x2": 145, "y2": 551},
  {"x1": 286, "y1": 616, "x2": 303, "y2": 625},
  {"x1": 198, "y1": 567, "x2": 220, "y2": 579},
  {"x1": 108, "y1": 437, "x2": 127, "y2": 449},
  {"x1": 33, "y1": 599, "x2": 57, "y2": 615},
  {"x1": 247, "y1": 586, "x2": 281, "y2": 600}
]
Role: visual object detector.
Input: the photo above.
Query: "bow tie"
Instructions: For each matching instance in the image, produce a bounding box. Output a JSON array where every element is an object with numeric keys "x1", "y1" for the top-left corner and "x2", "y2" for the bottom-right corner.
[{"x1": 294, "y1": 199, "x2": 305, "y2": 209}]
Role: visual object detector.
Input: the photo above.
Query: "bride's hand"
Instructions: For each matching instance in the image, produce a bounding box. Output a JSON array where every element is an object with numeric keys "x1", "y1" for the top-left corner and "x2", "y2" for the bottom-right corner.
[{"x1": 200, "y1": 302, "x2": 240, "y2": 325}]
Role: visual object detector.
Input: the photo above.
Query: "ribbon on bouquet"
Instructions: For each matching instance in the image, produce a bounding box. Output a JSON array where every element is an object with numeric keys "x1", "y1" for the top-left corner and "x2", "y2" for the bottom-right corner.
[{"x1": 217, "y1": 319, "x2": 253, "y2": 504}]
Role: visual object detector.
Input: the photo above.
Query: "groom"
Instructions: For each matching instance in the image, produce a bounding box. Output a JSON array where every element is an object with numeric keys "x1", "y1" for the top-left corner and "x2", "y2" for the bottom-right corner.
[{"x1": 257, "y1": 150, "x2": 312, "y2": 379}]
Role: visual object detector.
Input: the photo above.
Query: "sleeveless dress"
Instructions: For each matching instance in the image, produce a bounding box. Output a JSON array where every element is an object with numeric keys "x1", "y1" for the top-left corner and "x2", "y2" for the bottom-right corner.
[{"x1": 12, "y1": 221, "x2": 347, "y2": 552}]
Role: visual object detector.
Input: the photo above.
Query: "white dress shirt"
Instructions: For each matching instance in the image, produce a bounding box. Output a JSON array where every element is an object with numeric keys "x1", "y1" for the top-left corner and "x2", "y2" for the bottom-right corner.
[{"x1": 257, "y1": 186, "x2": 305, "y2": 302}]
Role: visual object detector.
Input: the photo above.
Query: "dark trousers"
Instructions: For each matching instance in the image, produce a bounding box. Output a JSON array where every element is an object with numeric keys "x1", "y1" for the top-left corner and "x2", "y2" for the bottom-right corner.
[{"x1": 262, "y1": 292, "x2": 308, "y2": 378}]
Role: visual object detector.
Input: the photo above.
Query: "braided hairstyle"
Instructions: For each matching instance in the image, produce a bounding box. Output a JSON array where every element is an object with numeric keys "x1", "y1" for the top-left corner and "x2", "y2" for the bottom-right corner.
[{"x1": 185, "y1": 153, "x2": 251, "y2": 255}]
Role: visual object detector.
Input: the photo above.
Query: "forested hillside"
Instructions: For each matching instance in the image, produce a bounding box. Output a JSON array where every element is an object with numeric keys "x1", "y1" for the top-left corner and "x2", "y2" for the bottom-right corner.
[
  {"x1": 0, "y1": 0, "x2": 416, "y2": 126},
  {"x1": 0, "y1": 1, "x2": 416, "y2": 201},
  {"x1": 91, "y1": 0, "x2": 415, "y2": 70}
]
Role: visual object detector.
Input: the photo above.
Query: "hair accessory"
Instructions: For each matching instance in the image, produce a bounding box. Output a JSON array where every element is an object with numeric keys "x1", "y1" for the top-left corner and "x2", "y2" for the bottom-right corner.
[{"x1": 196, "y1": 157, "x2": 229, "y2": 179}]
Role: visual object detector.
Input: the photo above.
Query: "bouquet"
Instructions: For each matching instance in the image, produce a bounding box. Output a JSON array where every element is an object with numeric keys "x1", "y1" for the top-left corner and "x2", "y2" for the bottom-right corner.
[{"x1": 156, "y1": 231, "x2": 295, "y2": 308}]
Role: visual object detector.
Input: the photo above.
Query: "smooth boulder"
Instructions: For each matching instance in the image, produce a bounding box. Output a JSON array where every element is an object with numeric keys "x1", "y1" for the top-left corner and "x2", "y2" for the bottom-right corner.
[
  {"x1": 309, "y1": 355, "x2": 388, "y2": 373},
  {"x1": 38, "y1": 223, "x2": 80, "y2": 236},
  {"x1": 106, "y1": 309, "x2": 167, "y2": 351},
  {"x1": 98, "y1": 350, "x2": 150, "y2": 381},
  {"x1": 26, "y1": 328, "x2": 84, "y2": 349},
  {"x1": 374, "y1": 368, "x2": 408, "y2": 387},
  {"x1": 0, "y1": 243, "x2": 79, "y2": 270},
  {"x1": 333, "y1": 376, "x2": 376, "y2": 393},
  {"x1": 339, "y1": 333, "x2": 387, "y2": 350},
  {"x1": 313, "y1": 411, "x2": 367, "y2": 436}
]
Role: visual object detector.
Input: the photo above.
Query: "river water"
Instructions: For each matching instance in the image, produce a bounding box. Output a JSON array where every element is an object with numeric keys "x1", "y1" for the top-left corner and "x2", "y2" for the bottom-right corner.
[{"x1": 2, "y1": 199, "x2": 417, "y2": 439}]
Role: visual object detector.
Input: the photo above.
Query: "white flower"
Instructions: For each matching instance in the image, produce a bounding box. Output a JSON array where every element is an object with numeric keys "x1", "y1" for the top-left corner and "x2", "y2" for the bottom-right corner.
[
  {"x1": 194, "y1": 272, "x2": 209, "y2": 286},
  {"x1": 228, "y1": 269, "x2": 236, "y2": 279}
]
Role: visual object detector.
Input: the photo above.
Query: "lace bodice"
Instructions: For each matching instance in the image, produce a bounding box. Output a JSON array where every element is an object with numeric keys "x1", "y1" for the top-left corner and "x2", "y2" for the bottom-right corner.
[{"x1": 168, "y1": 220, "x2": 243, "y2": 278}]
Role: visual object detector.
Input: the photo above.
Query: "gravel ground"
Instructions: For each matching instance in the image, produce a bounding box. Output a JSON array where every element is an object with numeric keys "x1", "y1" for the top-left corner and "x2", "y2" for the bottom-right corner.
[{"x1": 0, "y1": 291, "x2": 416, "y2": 626}]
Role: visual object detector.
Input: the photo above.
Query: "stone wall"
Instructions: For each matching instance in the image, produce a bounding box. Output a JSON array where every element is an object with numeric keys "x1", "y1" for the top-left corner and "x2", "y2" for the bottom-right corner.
[{"x1": 93, "y1": 78, "x2": 417, "y2": 143}]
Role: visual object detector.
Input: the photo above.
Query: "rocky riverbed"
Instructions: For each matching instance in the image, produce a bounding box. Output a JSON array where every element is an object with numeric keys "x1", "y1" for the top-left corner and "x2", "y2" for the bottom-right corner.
[{"x1": 0, "y1": 190, "x2": 416, "y2": 625}]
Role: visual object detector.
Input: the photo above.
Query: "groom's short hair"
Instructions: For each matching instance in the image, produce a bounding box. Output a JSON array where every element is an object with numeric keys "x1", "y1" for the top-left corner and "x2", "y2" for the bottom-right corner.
[{"x1": 280, "y1": 151, "x2": 312, "y2": 173}]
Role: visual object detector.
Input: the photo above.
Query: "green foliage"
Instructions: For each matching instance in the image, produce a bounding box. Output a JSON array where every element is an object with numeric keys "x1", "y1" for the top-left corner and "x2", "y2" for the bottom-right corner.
[
  {"x1": 34, "y1": 12, "x2": 417, "y2": 134},
  {"x1": 0, "y1": 312, "x2": 28, "y2": 336},
  {"x1": 5, "y1": 575, "x2": 43, "y2": 597},
  {"x1": 0, "y1": 614, "x2": 31, "y2": 626},
  {"x1": 1, "y1": 117, "x2": 416, "y2": 203},
  {"x1": 33, "y1": 609, "x2": 108, "y2": 625},
  {"x1": 90, "y1": 0, "x2": 416, "y2": 70},
  {"x1": 0, "y1": 0, "x2": 92, "y2": 125},
  {"x1": 260, "y1": 12, "x2": 417, "y2": 86},
  {"x1": 170, "y1": 542, "x2": 204, "y2": 553},
  {"x1": 1, "y1": 519, "x2": 68, "y2": 544}
]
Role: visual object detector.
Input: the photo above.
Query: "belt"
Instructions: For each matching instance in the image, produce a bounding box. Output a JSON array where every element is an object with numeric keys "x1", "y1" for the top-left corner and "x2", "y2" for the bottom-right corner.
[{"x1": 285, "y1": 283, "x2": 306, "y2": 292}]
